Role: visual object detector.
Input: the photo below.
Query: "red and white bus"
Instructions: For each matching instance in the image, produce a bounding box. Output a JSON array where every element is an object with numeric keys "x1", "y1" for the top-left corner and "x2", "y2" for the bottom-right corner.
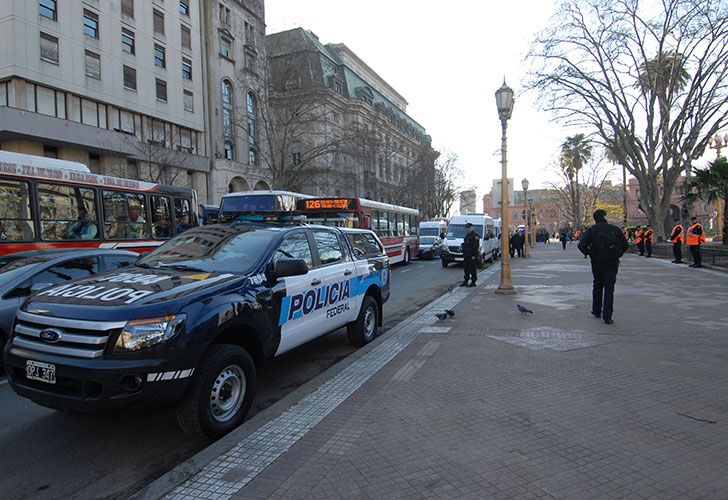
[
  {"x1": 297, "y1": 197, "x2": 419, "y2": 265},
  {"x1": 0, "y1": 150, "x2": 197, "y2": 256}
]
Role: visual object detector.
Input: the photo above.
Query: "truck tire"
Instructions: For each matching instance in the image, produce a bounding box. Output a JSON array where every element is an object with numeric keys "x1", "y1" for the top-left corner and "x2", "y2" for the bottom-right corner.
[
  {"x1": 176, "y1": 344, "x2": 256, "y2": 439},
  {"x1": 347, "y1": 295, "x2": 379, "y2": 347},
  {"x1": 403, "y1": 248, "x2": 410, "y2": 265}
]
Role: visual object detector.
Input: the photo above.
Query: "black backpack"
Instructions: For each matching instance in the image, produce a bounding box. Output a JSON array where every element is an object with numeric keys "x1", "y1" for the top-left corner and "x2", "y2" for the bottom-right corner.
[{"x1": 592, "y1": 225, "x2": 625, "y2": 261}]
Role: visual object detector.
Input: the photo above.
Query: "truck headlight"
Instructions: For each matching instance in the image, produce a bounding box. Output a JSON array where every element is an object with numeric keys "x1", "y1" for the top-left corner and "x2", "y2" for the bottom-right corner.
[{"x1": 115, "y1": 314, "x2": 186, "y2": 352}]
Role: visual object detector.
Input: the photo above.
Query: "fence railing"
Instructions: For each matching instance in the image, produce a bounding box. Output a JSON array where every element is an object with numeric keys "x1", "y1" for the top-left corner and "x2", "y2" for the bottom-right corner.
[{"x1": 628, "y1": 242, "x2": 728, "y2": 269}]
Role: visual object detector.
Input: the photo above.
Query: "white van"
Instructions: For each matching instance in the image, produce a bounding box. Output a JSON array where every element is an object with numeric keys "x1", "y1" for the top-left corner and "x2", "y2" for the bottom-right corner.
[
  {"x1": 441, "y1": 213, "x2": 497, "y2": 267},
  {"x1": 417, "y1": 219, "x2": 448, "y2": 259}
]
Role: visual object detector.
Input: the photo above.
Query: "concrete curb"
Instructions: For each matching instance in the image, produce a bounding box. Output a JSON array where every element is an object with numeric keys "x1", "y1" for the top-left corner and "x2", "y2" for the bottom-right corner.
[{"x1": 132, "y1": 264, "x2": 499, "y2": 499}]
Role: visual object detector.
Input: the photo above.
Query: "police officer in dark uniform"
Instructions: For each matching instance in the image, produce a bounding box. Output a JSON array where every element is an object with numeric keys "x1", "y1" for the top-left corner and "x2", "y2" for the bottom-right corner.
[{"x1": 460, "y1": 222, "x2": 480, "y2": 287}]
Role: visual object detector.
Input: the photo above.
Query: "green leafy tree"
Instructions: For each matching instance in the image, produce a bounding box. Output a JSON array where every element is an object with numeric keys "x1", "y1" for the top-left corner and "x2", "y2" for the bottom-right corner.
[{"x1": 685, "y1": 158, "x2": 728, "y2": 245}]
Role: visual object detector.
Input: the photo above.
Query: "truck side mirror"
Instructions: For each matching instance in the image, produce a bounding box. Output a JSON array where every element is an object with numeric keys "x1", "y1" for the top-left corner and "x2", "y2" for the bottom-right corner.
[{"x1": 267, "y1": 259, "x2": 309, "y2": 281}]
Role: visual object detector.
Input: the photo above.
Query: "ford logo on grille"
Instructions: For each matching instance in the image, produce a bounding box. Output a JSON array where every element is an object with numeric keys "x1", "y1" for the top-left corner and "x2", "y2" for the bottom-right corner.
[{"x1": 39, "y1": 328, "x2": 62, "y2": 343}]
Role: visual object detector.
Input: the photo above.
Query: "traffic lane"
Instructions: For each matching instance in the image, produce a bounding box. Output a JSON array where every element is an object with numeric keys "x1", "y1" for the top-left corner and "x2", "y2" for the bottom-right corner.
[{"x1": 0, "y1": 260, "x2": 463, "y2": 500}]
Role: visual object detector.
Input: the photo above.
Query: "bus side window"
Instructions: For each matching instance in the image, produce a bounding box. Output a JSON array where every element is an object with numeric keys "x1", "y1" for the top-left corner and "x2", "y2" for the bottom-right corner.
[
  {"x1": 391, "y1": 213, "x2": 399, "y2": 237},
  {"x1": 37, "y1": 183, "x2": 98, "y2": 241},
  {"x1": 102, "y1": 190, "x2": 148, "y2": 239},
  {"x1": 404, "y1": 216, "x2": 410, "y2": 236},
  {"x1": 151, "y1": 196, "x2": 172, "y2": 239},
  {"x1": 174, "y1": 198, "x2": 194, "y2": 234},
  {"x1": 0, "y1": 179, "x2": 35, "y2": 241}
]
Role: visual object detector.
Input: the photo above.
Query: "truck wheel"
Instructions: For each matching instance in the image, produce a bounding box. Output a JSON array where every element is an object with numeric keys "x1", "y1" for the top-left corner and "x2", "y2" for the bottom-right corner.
[
  {"x1": 441, "y1": 259, "x2": 448, "y2": 268},
  {"x1": 403, "y1": 248, "x2": 410, "y2": 265},
  {"x1": 347, "y1": 295, "x2": 379, "y2": 347},
  {"x1": 176, "y1": 344, "x2": 256, "y2": 439}
]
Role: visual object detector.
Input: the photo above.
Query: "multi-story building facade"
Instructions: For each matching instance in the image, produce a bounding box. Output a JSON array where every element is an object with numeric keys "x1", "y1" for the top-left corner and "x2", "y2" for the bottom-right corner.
[
  {"x1": 265, "y1": 28, "x2": 438, "y2": 215},
  {"x1": 0, "y1": 0, "x2": 271, "y2": 205},
  {"x1": 202, "y1": 0, "x2": 269, "y2": 200}
]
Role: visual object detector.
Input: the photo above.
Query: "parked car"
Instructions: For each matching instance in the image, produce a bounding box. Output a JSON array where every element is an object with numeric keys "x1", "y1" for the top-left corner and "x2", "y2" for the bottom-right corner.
[{"x1": 0, "y1": 249, "x2": 138, "y2": 370}]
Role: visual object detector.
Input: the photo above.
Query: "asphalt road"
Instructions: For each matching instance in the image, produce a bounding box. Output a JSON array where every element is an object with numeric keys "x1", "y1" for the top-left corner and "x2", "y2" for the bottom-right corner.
[{"x1": 0, "y1": 257, "x2": 470, "y2": 500}]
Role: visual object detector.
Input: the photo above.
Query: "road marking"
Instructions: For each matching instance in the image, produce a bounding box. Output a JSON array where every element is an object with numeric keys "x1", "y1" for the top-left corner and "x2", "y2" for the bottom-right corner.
[{"x1": 400, "y1": 269, "x2": 411, "y2": 273}]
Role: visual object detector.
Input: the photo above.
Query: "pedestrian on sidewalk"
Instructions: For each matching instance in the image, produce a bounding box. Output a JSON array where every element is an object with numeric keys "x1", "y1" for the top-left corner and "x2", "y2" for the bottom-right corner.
[
  {"x1": 644, "y1": 225, "x2": 653, "y2": 258},
  {"x1": 515, "y1": 231, "x2": 525, "y2": 258},
  {"x1": 686, "y1": 216, "x2": 705, "y2": 268},
  {"x1": 559, "y1": 230, "x2": 568, "y2": 250},
  {"x1": 460, "y1": 222, "x2": 479, "y2": 287},
  {"x1": 578, "y1": 209, "x2": 629, "y2": 325},
  {"x1": 509, "y1": 231, "x2": 517, "y2": 258},
  {"x1": 670, "y1": 219, "x2": 684, "y2": 263},
  {"x1": 634, "y1": 226, "x2": 645, "y2": 256}
]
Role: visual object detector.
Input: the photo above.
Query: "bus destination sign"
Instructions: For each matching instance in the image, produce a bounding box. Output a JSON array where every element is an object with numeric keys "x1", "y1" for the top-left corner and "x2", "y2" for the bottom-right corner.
[{"x1": 300, "y1": 198, "x2": 356, "y2": 211}]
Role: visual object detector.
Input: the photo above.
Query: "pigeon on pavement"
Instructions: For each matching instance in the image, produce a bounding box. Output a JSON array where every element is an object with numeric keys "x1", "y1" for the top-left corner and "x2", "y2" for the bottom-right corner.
[
  {"x1": 446, "y1": 309, "x2": 455, "y2": 317},
  {"x1": 435, "y1": 312, "x2": 448, "y2": 320},
  {"x1": 517, "y1": 304, "x2": 533, "y2": 314}
]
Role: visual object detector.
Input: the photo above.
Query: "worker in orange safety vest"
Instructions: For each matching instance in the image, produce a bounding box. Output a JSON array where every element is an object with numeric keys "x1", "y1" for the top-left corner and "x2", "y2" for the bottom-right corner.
[
  {"x1": 686, "y1": 216, "x2": 706, "y2": 268},
  {"x1": 670, "y1": 220, "x2": 684, "y2": 264},
  {"x1": 643, "y1": 225, "x2": 654, "y2": 258},
  {"x1": 634, "y1": 227, "x2": 645, "y2": 256}
]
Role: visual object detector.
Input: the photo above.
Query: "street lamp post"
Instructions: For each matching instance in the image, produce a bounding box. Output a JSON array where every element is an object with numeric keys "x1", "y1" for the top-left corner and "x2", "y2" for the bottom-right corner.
[
  {"x1": 522, "y1": 178, "x2": 530, "y2": 258},
  {"x1": 495, "y1": 80, "x2": 516, "y2": 294},
  {"x1": 708, "y1": 132, "x2": 727, "y2": 242}
]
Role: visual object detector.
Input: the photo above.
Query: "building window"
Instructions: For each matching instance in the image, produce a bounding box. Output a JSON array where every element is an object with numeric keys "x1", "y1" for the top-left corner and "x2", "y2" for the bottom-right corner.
[
  {"x1": 179, "y1": 0, "x2": 190, "y2": 16},
  {"x1": 248, "y1": 148, "x2": 257, "y2": 165},
  {"x1": 244, "y1": 22, "x2": 255, "y2": 46},
  {"x1": 153, "y1": 10, "x2": 165, "y2": 36},
  {"x1": 39, "y1": 0, "x2": 57, "y2": 20},
  {"x1": 154, "y1": 44, "x2": 166, "y2": 68},
  {"x1": 246, "y1": 92, "x2": 255, "y2": 115},
  {"x1": 182, "y1": 58, "x2": 192, "y2": 80},
  {"x1": 122, "y1": 28, "x2": 135, "y2": 54},
  {"x1": 221, "y1": 79, "x2": 235, "y2": 155},
  {"x1": 219, "y1": 4, "x2": 231, "y2": 26},
  {"x1": 39, "y1": 32, "x2": 59, "y2": 64},
  {"x1": 44, "y1": 145, "x2": 58, "y2": 158},
  {"x1": 219, "y1": 36, "x2": 232, "y2": 59},
  {"x1": 181, "y1": 25, "x2": 191, "y2": 51},
  {"x1": 292, "y1": 152, "x2": 302, "y2": 165},
  {"x1": 244, "y1": 50, "x2": 255, "y2": 71},
  {"x1": 85, "y1": 50, "x2": 101, "y2": 79},
  {"x1": 121, "y1": 0, "x2": 134, "y2": 19},
  {"x1": 123, "y1": 65, "x2": 137, "y2": 91},
  {"x1": 224, "y1": 141, "x2": 234, "y2": 160},
  {"x1": 183, "y1": 90, "x2": 194, "y2": 112},
  {"x1": 155, "y1": 79, "x2": 167, "y2": 102},
  {"x1": 83, "y1": 9, "x2": 99, "y2": 38},
  {"x1": 246, "y1": 92, "x2": 257, "y2": 163}
]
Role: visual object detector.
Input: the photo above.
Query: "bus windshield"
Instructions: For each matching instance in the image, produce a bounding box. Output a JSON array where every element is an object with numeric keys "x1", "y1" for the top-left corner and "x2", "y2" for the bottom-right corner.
[
  {"x1": 221, "y1": 194, "x2": 297, "y2": 213},
  {"x1": 303, "y1": 212, "x2": 358, "y2": 228}
]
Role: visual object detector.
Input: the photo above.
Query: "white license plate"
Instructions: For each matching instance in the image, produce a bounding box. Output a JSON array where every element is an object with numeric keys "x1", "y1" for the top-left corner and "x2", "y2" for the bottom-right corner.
[
  {"x1": 26, "y1": 360, "x2": 56, "y2": 385},
  {"x1": 454, "y1": 258, "x2": 464, "y2": 262}
]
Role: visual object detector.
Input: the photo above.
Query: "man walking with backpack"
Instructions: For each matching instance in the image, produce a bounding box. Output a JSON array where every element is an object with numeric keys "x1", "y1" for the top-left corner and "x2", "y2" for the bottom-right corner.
[{"x1": 578, "y1": 209, "x2": 629, "y2": 325}]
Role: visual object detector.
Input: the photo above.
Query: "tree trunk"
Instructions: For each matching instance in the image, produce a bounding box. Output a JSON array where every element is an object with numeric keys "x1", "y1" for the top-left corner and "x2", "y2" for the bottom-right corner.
[
  {"x1": 722, "y1": 196, "x2": 728, "y2": 245},
  {"x1": 575, "y1": 170, "x2": 581, "y2": 228}
]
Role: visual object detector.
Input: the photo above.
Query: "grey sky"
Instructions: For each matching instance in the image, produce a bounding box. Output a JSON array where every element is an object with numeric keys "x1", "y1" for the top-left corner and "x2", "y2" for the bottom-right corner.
[{"x1": 266, "y1": 0, "x2": 569, "y2": 202}]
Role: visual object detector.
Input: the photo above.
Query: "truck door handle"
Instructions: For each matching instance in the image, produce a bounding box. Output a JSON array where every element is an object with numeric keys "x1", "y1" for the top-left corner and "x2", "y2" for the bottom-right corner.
[
  {"x1": 344, "y1": 269, "x2": 353, "y2": 276},
  {"x1": 310, "y1": 279, "x2": 322, "y2": 286}
]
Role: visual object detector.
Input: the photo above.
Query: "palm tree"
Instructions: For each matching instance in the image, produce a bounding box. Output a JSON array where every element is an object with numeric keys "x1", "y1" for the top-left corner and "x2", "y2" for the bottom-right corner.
[
  {"x1": 561, "y1": 134, "x2": 592, "y2": 227},
  {"x1": 685, "y1": 158, "x2": 728, "y2": 245}
]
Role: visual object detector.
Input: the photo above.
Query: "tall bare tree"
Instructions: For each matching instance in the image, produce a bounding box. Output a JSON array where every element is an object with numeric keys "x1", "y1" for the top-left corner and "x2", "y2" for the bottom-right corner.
[{"x1": 527, "y1": 0, "x2": 728, "y2": 239}]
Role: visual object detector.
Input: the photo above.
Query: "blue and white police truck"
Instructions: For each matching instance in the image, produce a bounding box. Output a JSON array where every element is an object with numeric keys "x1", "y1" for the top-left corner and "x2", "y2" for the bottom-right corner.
[{"x1": 3, "y1": 220, "x2": 390, "y2": 438}]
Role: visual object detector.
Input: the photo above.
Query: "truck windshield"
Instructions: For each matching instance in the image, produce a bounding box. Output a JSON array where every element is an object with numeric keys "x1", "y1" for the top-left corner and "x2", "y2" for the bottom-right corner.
[
  {"x1": 419, "y1": 227, "x2": 440, "y2": 237},
  {"x1": 138, "y1": 226, "x2": 275, "y2": 274}
]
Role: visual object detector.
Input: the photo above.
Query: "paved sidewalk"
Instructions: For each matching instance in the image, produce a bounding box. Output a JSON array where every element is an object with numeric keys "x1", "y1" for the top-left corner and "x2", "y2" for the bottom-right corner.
[{"x1": 159, "y1": 244, "x2": 728, "y2": 499}]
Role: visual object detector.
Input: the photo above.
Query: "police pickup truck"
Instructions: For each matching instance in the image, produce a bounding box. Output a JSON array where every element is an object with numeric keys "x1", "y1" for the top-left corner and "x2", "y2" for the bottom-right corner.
[{"x1": 3, "y1": 222, "x2": 389, "y2": 438}]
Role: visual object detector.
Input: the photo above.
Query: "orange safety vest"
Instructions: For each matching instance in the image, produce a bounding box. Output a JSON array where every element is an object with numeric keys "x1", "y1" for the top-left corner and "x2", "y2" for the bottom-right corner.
[
  {"x1": 634, "y1": 228, "x2": 643, "y2": 244},
  {"x1": 670, "y1": 224, "x2": 684, "y2": 244},
  {"x1": 644, "y1": 228, "x2": 653, "y2": 242},
  {"x1": 686, "y1": 223, "x2": 706, "y2": 246}
]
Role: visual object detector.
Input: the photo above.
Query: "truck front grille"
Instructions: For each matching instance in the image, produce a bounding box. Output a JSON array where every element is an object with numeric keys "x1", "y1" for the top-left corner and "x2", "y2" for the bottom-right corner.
[
  {"x1": 13, "y1": 311, "x2": 127, "y2": 359},
  {"x1": 448, "y1": 246, "x2": 462, "y2": 253}
]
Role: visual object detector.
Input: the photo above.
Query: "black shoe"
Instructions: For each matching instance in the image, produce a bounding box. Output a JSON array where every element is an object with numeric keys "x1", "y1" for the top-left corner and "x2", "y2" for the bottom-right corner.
[
  {"x1": 671, "y1": 260, "x2": 678, "y2": 263},
  {"x1": 673, "y1": 260, "x2": 684, "y2": 264},
  {"x1": 604, "y1": 319, "x2": 614, "y2": 325},
  {"x1": 693, "y1": 265, "x2": 703, "y2": 268},
  {"x1": 591, "y1": 311, "x2": 601, "y2": 319},
  {"x1": 689, "y1": 264, "x2": 697, "y2": 268},
  {"x1": 459, "y1": 281, "x2": 468, "y2": 287},
  {"x1": 467, "y1": 282, "x2": 477, "y2": 287}
]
